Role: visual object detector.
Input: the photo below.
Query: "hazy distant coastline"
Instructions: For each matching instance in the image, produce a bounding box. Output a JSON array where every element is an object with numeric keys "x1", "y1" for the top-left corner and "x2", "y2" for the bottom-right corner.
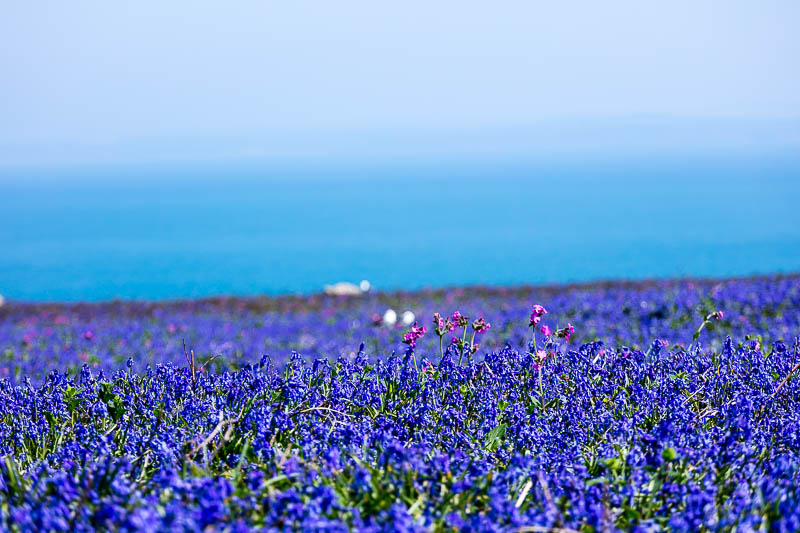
[{"x1": 3, "y1": 273, "x2": 797, "y2": 312}]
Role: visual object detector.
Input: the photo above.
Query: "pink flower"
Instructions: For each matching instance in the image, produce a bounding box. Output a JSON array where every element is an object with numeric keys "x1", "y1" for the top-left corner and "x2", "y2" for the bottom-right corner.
[
  {"x1": 541, "y1": 325, "x2": 552, "y2": 337},
  {"x1": 706, "y1": 310, "x2": 724, "y2": 321},
  {"x1": 471, "y1": 317, "x2": 490, "y2": 334},
  {"x1": 451, "y1": 311, "x2": 469, "y2": 328},
  {"x1": 533, "y1": 349, "x2": 547, "y2": 369},
  {"x1": 83, "y1": 330, "x2": 94, "y2": 341},
  {"x1": 433, "y1": 313, "x2": 455, "y2": 336},
  {"x1": 529, "y1": 305, "x2": 548, "y2": 327},
  {"x1": 402, "y1": 322, "x2": 426, "y2": 347},
  {"x1": 168, "y1": 324, "x2": 177, "y2": 333},
  {"x1": 556, "y1": 323, "x2": 574, "y2": 343}
]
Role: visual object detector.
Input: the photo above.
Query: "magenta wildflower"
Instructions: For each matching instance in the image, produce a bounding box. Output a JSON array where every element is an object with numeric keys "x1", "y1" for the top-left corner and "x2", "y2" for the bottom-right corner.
[
  {"x1": 471, "y1": 317, "x2": 490, "y2": 334},
  {"x1": 529, "y1": 305, "x2": 548, "y2": 327},
  {"x1": 402, "y1": 322, "x2": 426, "y2": 347},
  {"x1": 83, "y1": 330, "x2": 94, "y2": 341},
  {"x1": 527, "y1": 304, "x2": 549, "y2": 353},
  {"x1": 451, "y1": 311, "x2": 469, "y2": 328},
  {"x1": 541, "y1": 325, "x2": 552, "y2": 337},
  {"x1": 694, "y1": 310, "x2": 724, "y2": 341},
  {"x1": 432, "y1": 312, "x2": 454, "y2": 336},
  {"x1": 555, "y1": 323, "x2": 574, "y2": 343},
  {"x1": 433, "y1": 312, "x2": 455, "y2": 358}
]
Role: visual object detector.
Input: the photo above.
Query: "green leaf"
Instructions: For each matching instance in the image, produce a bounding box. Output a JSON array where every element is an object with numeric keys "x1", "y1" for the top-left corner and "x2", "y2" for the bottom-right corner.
[
  {"x1": 661, "y1": 447, "x2": 678, "y2": 462},
  {"x1": 484, "y1": 423, "x2": 507, "y2": 452},
  {"x1": 63, "y1": 385, "x2": 84, "y2": 413}
]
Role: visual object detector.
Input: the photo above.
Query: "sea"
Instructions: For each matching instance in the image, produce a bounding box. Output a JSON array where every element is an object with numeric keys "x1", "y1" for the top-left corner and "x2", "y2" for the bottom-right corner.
[{"x1": 2, "y1": 152, "x2": 799, "y2": 302}]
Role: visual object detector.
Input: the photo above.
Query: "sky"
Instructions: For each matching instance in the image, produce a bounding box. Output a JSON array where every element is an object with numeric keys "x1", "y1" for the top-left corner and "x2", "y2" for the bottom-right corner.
[{"x1": 1, "y1": 1, "x2": 799, "y2": 168}]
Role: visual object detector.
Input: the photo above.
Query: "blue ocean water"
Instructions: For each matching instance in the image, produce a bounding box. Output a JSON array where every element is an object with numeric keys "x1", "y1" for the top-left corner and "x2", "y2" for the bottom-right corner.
[{"x1": 1, "y1": 153, "x2": 799, "y2": 302}]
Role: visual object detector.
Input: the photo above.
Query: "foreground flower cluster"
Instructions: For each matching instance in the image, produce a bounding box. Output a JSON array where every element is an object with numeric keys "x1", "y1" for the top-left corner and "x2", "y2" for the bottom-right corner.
[{"x1": 1, "y1": 276, "x2": 799, "y2": 531}]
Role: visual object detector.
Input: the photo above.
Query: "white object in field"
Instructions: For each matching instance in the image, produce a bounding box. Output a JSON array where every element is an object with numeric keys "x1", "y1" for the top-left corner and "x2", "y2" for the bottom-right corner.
[
  {"x1": 382, "y1": 308, "x2": 397, "y2": 326},
  {"x1": 323, "y1": 280, "x2": 371, "y2": 296},
  {"x1": 323, "y1": 282, "x2": 362, "y2": 296},
  {"x1": 0, "y1": 294, "x2": 4, "y2": 307},
  {"x1": 401, "y1": 310, "x2": 415, "y2": 326}
]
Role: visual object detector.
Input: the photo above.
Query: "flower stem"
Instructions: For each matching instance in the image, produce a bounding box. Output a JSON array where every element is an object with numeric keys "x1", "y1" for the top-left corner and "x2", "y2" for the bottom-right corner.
[
  {"x1": 539, "y1": 366, "x2": 545, "y2": 410},
  {"x1": 692, "y1": 321, "x2": 707, "y2": 342},
  {"x1": 458, "y1": 327, "x2": 468, "y2": 366}
]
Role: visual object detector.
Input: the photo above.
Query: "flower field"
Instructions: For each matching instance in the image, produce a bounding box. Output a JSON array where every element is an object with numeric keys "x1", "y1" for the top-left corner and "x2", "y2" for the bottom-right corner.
[{"x1": 1, "y1": 275, "x2": 799, "y2": 531}]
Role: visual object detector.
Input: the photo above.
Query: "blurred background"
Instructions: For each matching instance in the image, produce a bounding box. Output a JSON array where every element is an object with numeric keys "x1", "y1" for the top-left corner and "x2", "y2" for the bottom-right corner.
[{"x1": 1, "y1": 1, "x2": 799, "y2": 302}]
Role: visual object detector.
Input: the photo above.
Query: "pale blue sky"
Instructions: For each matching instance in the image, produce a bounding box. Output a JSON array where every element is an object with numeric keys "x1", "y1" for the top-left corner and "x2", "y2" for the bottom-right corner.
[{"x1": 1, "y1": 1, "x2": 799, "y2": 167}]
